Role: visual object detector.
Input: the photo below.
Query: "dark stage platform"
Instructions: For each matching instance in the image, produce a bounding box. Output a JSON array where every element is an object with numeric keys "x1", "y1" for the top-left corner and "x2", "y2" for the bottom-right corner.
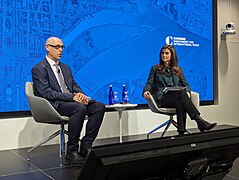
[
  {"x1": 79, "y1": 124, "x2": 239, "y2": 180},
  {"x1": 0, "y1": 124, "x2": 239, "y2": 180}
]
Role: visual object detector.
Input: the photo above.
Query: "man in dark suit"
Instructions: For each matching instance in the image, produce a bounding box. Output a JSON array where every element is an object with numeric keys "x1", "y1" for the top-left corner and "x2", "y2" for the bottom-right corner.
[{"x1": 32, "y1": 37, "x2": 106, "y2": 165}]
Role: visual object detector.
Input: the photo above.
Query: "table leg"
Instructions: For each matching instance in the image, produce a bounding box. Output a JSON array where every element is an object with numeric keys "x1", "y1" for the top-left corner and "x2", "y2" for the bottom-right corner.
[{"x1": 117, "y1": 108, "x2": 124, "y2": 143}]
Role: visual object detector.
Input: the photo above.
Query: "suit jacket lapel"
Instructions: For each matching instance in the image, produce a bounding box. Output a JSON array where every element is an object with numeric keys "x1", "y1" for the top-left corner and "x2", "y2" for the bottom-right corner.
[{"x1": 43, "y1": 59, "x2": 62, "y2": 92}]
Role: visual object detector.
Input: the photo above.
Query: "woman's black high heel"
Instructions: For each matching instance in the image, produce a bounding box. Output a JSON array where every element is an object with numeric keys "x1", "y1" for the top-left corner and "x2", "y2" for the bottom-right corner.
[{"x1": 194, "y1": 115, "x2": 217, "y2": 132}]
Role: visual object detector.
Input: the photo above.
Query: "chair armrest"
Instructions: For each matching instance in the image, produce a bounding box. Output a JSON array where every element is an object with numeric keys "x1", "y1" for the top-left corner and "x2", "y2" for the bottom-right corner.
[
  {"x1": 191, "y1": 91, "x2": 200, "y2": 108},
  {"x1": 147, "y1": 95, "x2": 160, "y2": 113},
  {"x1": 147, "y1": 92, "x2": 200, "y2": 113}
]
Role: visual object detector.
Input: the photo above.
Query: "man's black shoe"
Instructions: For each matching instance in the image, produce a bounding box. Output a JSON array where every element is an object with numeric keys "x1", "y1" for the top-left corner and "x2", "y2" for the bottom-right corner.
[
  {"x1": 79, "y1": 148, "x2": 91, "y2": 158},
  {"x1": 66, "y1": 152, "x2": 85, "y2": 165}
]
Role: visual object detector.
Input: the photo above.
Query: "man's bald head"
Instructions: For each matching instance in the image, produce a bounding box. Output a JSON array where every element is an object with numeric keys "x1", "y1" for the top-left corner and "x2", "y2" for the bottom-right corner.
[
  {"x1": 45, "y1": 37, "x2": 62, "y2": 45},
  {"x1": 45, "y1": 37, "x2": 64, "y2": 62}
]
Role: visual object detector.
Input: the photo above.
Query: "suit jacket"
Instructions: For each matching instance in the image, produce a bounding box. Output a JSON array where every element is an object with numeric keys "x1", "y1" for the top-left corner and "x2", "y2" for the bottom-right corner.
[
  {"x1": 32, "y1": 58, "x2": 83, "y2": 110},
  {"x1": 143, "y1": 65, "x2": 190, "y2": 107}
]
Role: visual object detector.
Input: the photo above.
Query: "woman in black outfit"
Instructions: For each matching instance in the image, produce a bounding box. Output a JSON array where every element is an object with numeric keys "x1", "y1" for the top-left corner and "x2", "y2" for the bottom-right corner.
[{"x1": 143, "y1": 45, "x2": 216, "y2": 135}]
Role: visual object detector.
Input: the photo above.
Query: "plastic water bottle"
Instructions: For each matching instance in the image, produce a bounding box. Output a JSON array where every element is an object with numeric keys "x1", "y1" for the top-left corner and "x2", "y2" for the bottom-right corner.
[
  {"x1": 122, "y1": 85, "x2": 129, "y2": 104},
  {"x1": 113, "y1": 92, "x2": 119, "y2": 104},
  {"x1": 109, "y1": 85, "x2": 114, "y2": 105}
]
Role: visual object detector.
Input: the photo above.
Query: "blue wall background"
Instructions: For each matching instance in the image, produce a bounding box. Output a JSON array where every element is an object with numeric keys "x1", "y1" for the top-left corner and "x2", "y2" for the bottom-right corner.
[{"x1": 0, "y1": 0, "x2": 213, "y2": 113}]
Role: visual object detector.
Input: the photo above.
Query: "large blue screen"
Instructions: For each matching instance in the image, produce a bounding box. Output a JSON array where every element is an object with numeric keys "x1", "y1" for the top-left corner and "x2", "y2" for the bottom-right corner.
[{"x1": 0, "y1": 0, "x2": 215, "y2": 114}]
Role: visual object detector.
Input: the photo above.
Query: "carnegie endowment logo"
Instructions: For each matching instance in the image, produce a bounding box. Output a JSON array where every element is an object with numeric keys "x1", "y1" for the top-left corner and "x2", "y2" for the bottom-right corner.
[{"x1": 165, "y1": 36, "x2": 199, "y2": 47}]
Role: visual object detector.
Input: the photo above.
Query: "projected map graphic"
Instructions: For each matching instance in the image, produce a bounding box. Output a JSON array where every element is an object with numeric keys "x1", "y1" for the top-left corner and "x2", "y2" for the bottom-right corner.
[{"x1": 0, "y1": 0, "x2": 213, "y2": 113}]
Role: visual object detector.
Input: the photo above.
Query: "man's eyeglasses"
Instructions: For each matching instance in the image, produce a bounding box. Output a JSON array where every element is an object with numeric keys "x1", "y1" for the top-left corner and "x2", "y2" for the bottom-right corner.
[{"x1": 48, "y1": 44, "x2": 65, "y2": 50}]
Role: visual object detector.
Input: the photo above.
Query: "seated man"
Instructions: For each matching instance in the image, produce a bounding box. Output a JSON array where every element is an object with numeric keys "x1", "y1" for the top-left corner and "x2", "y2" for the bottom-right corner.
[{"x1": 32, "y1": 36, "x2": 106, "y2": 165}]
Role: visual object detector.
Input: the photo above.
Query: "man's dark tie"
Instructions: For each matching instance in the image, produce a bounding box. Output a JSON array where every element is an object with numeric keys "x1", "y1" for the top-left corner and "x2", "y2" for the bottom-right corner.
[{"x1": 53, "y1": 64, "x2": 70, "y2": 93}]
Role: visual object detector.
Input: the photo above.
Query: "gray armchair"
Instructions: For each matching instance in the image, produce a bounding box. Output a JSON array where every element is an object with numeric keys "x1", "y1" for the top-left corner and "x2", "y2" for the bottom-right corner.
[
  {"x1": 147, "y1": 91, "x2": 199, "y2": 138},
  {"x1": 25, "y1": 82, "x2": 69, "y2": 166}
]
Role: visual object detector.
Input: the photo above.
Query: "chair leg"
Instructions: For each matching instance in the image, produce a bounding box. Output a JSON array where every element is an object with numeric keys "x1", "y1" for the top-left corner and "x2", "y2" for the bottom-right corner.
[
  {"x1": 172, "y1": 119, "x2": 191, "y2": 135},
  {"x1": 147, "y1": 115, "x2": 179, "y2": 138},
  {"x1": 60, "y1": 123, "x2": 66, "y2": 167},
  {"x1": 185, "y1": 129, "x2": 191, "y2": 134},
  {"x1": 27, "y1": 124, "x2": 68, "y2": 167},
  {"x1": 161, "y1": 120, "x2": 172, "y2": 137},
  {"x1": 27, "y1": 130, "x2": 60, "y2": 161},
  {"x1": 60, "y1": 124, "x2": 66, "y2": 156},
  {"x1": 147, "y1": 119, "x2": 170, "y2": 139},
  {"x1": 161, "y1": 115, "x2": 176, "y2": 137},
  {"x1": 147, "y1": 115, "x2": 190, "y2": 138}
]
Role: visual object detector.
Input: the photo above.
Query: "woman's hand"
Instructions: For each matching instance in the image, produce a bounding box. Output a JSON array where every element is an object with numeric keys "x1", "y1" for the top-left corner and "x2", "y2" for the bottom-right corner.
[{"x1": 143, "y1": 91, "x2": 151, "y2": 99}]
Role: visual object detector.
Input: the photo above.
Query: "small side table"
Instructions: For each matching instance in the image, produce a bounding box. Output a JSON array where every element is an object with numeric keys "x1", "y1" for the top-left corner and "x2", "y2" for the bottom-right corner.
[{"x1": 105, "y1": 104, "x2": 137, "y2": 143}]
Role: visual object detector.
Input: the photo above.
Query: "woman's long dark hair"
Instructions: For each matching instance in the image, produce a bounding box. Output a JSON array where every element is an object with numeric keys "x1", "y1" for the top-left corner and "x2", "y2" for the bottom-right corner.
[{"x1": 157, "y1": 45, "x2": 182, "y2": 77}]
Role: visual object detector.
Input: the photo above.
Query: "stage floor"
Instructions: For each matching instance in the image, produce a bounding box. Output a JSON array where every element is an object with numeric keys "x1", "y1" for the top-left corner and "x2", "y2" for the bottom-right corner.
[{"x1": 0, "y1": 124, "x2": 238, "y2": 180}]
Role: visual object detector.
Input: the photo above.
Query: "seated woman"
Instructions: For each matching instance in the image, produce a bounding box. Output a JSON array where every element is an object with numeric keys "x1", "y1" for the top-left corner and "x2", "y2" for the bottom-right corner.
[{"x1": 143, "y1": 45, "x2": 217, "y2": 135}]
